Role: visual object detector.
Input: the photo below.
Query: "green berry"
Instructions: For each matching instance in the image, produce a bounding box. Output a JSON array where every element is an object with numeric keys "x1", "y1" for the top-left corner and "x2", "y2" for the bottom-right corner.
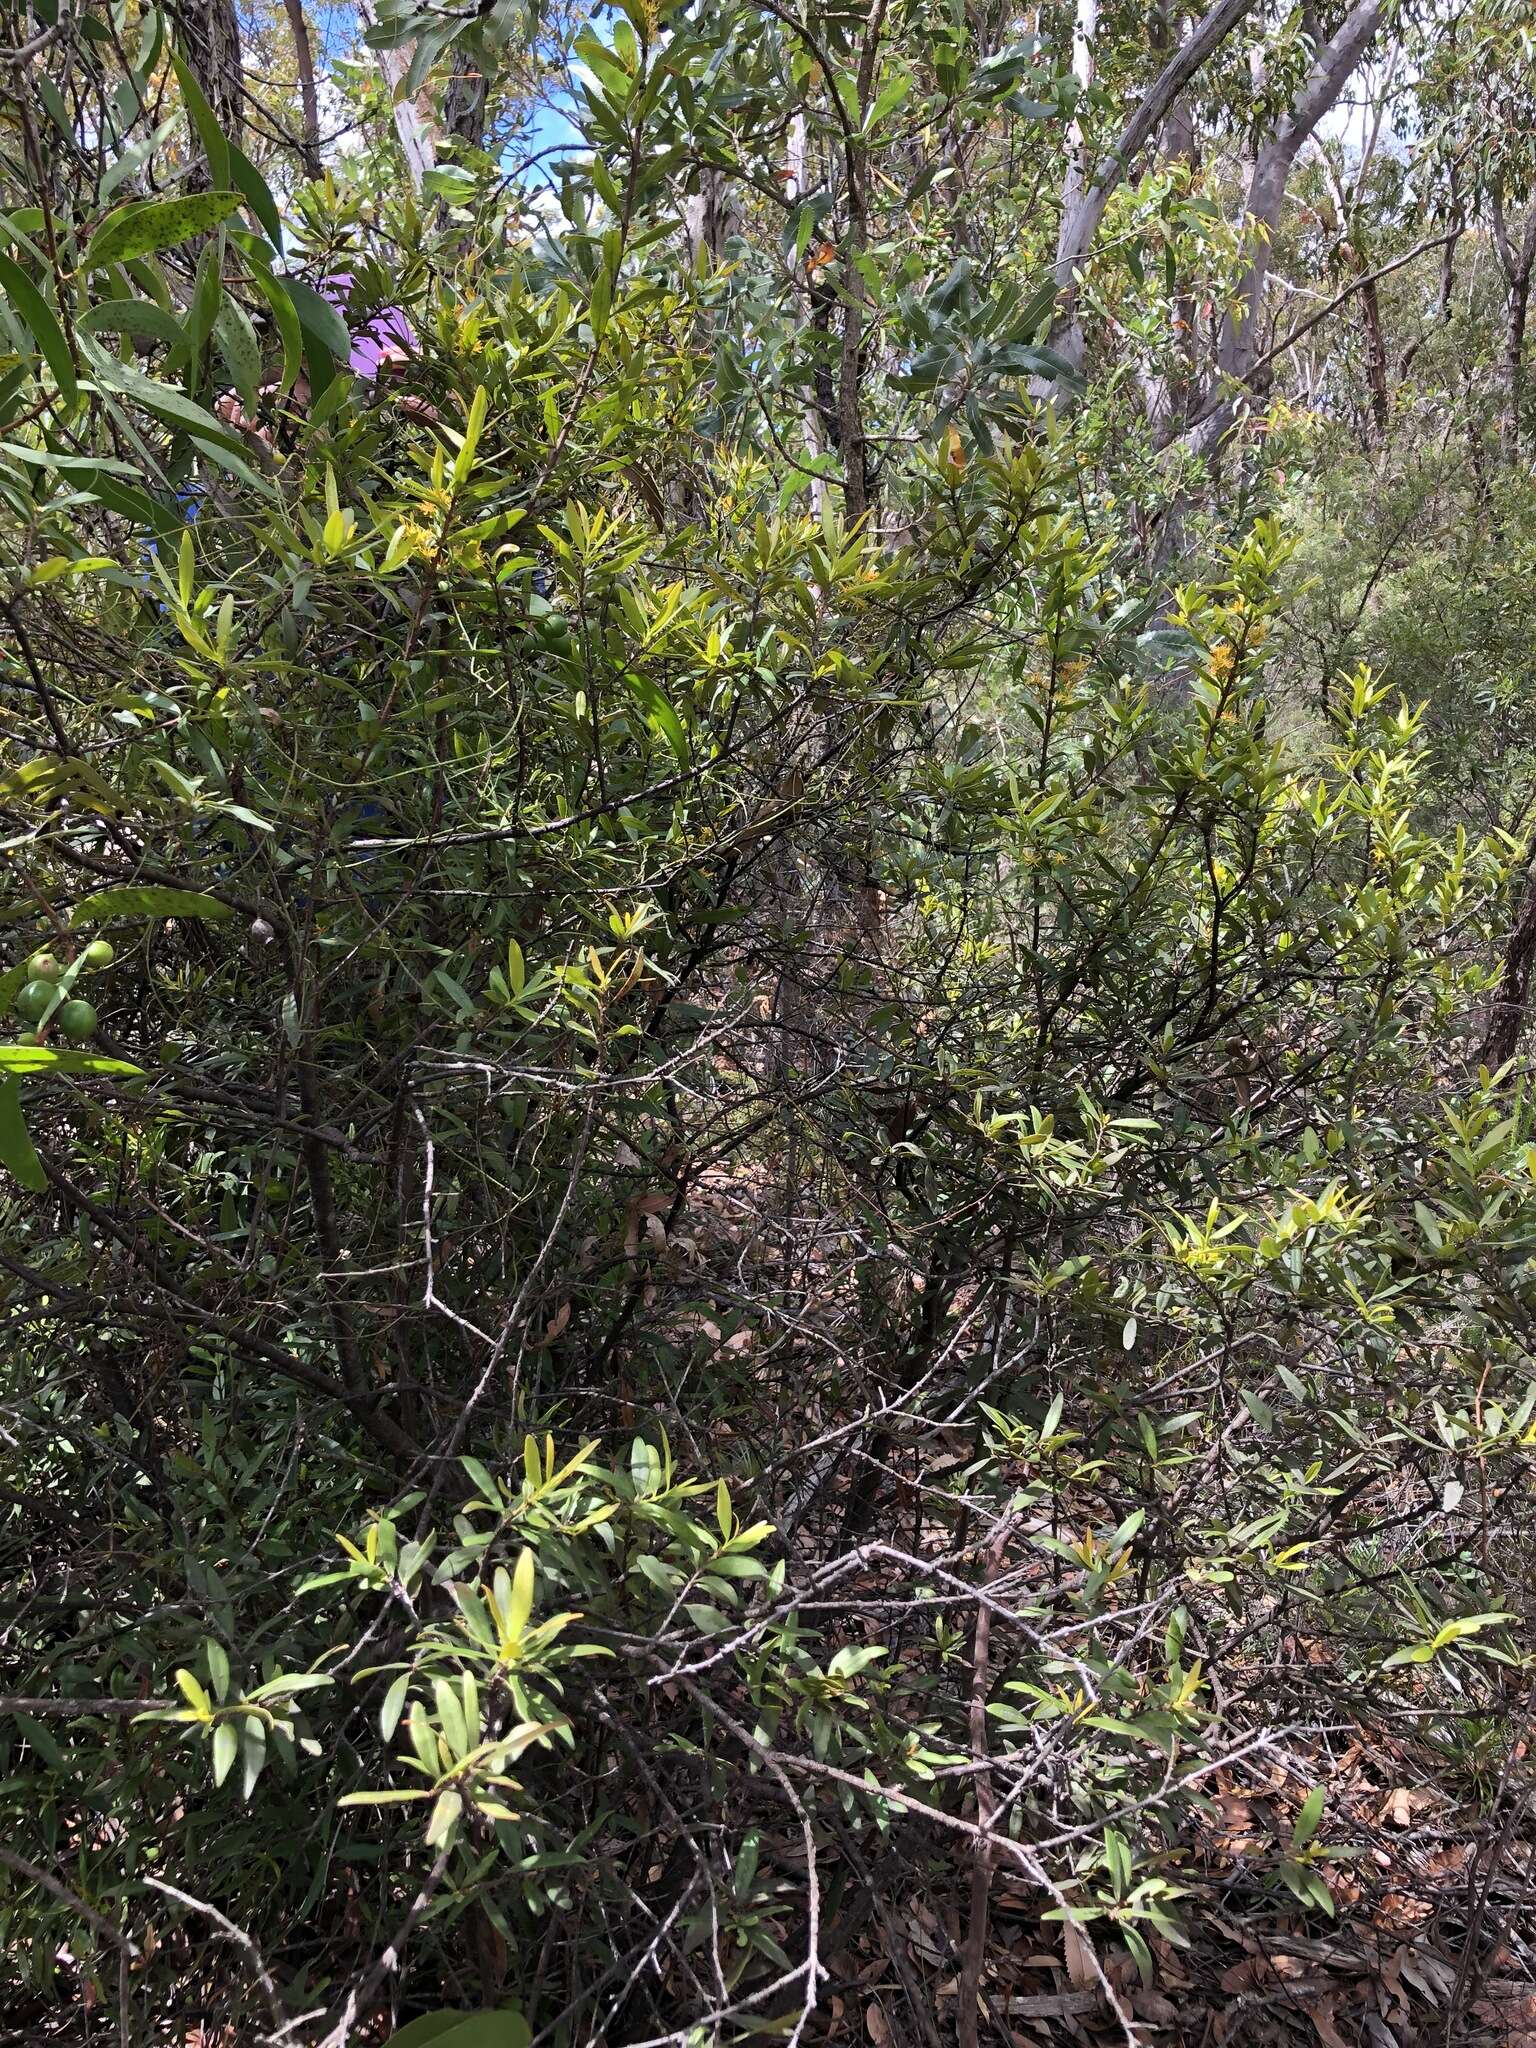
[
  {"x1": 81, "y1": 939, "x2": 115, "y2": 971},
  {"x1": 15, "y1": 979, "x2": 55, "y2": 1024},
  {"x1": 26, "y1": 951, "x2": 63, "y2": 982},
  {"x1": 57, "y1": 999, "x2": 98, "y2": 1043},
  {"x1": 13, "y1": 1029, "x2": 39, "y2": 1046}
]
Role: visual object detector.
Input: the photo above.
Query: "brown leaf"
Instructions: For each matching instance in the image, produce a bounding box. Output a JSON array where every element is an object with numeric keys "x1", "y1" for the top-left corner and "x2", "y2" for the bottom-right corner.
[
  {"x1": 1220, "y1": 1954, "x2": 1313, "y2": 1995},
  {"x1": 865, "y1": 1999, "x2": 891, "y2": 2045},
  {"x1": 1304, "y1": 1995, "x2": 1351, "y2": 2048},
  {"x1": 540, "y1": 1299, "x2": 571, "y2": 1345},
  {"x1": 1131, "y1": 1986, "x2": 1180, "y2": 2025},
  {"x1": 1220, "y1": 1956, "x2": 1271, "y2": 1995},
  {"x1": 1062, "y1": 1917, "x2": 1096, "y2": 1992},
  {"x1": 1472, "y1": 1985, "x2": 1536, "y2": 2031},
  {"x1": 1383, "y1": 1787, "x2": 1410, "y2": 1827}
]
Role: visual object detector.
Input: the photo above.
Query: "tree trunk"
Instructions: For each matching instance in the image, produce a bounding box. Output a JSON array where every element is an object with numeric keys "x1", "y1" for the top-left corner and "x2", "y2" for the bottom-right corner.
[
  {"x1": 1184, "y1": 0, "x2": 1383, "y2": 458},
  {"x1": 281, "y1": 0, "x2": 322, "y2": 178},
  {"x1": 443, "y1": 47, "x2": 488, "y2": 151},
  {"x1": 1488, "y1": 192, "x2": 1536, "y2": 461},
  {"x1": 357, "y1": 0, "x2": 439, "y2": 192},
  {"x1": 835, "y1": 0, "x2": 890, "y2": 526},
  {"x1": 1049, "y1": 0, "x2": 1261, "y2": 377},
  {"x1": 1504, "y1": 272, "x2": 1530, "y2": 460},
  {"x1": 1360, "y1": 272, "x2": 1390, "y2": 444},
  {"x1": 178, "y1": 0, "x2": 243, "y2": 165},
  {"x1": 1051, "y1": 0, "x2": 1099, "y2": 380},
  {"x1": 683, "y1": 166, "x2": 739, "y2": 270},
  {"x1": 788, "y1": 112, "x2": 828, "y2": 519},
  {"x1": 1482, "y1": 862, "x2": 1536, "y2": 1072},
  {"x1": 1141, "y1": 4, "x2": 1199, "y2": 443}
]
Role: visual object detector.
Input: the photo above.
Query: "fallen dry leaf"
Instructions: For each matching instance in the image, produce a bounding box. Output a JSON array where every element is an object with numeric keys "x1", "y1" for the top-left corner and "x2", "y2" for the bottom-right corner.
[
  {"x1": 1063, "y1": 1916, "x2": 1096, "y2": 1992},
  {"x1": 539, "y1": 1299, "x2": 571, "y2": 1345},
  {"x1": 1303, "y1": 1993, "x2": 1352, "y2": 2048}
]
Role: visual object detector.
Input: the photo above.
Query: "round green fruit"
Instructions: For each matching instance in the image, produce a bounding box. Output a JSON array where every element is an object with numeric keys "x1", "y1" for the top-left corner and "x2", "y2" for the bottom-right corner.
[
  {"x1": 15, "y1": 979, "x2": 56, "y2": 1024},
  {"x1": 57, "y1": 999, "x2": 98, "y2": 1043},
  {"x1": 13, "y1": 1029, "x2": 39, "y2": 1046},
  {"x1": 26, "y1": 951, "x2": 63, "y2": 982},
  {"x1": 81, "y1": 939, "x2": 115, "y2": 971}
]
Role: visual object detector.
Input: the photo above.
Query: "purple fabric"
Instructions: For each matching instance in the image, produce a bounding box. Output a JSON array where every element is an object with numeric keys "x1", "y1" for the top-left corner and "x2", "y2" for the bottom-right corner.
[{"x1": 318, "y1": 271, "x2": 417, "y2": 381}]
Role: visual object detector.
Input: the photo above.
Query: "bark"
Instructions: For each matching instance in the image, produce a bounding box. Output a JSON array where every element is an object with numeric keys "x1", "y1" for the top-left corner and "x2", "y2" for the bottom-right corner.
[
  {"x1": 1505, "y1": 278, "x2": 1530, "y2": 458},
  {"x1": 1315, "y1": 128, "x2": 1392, "y2": 448},
  {"x1": 1051, "y1": 0, "x2": 1099, "y2": 379},
  {"x1": 835, "y1": 0, "x2": 889, "y2": 525},
  {"x1": 788, "y1": 112, "x2": 828, "y2": 518},
  {"x1": 177, "y1": 0, "x2": 243, "y2": 161},
  {"x1": 1394, "y1": 209, "x2": 1460, "y2": 382},
  {"x1": 1482, "y1": 862, "x2": 1536, "y2": 1072},
  {"x1": 281, "y1": 0, "x2": 322, "y2": 178},
  {"x1": 1050, "y1": 0, "x2": 1261, "y2": 375},
  {"x1": 1359, "y1": 272, "x2": 1389, "y2": 443},
  {"x1": 1490, "y1": 192, "x2": 1536, "y2": 460},
  {"x1": 357, "y1": 0, "x2": 440, "y2": 192},
  {"x1": 683, "y1": 166, "x2": 740, "y2": 269},
  {"x1": 1213, "y1": 0, "x2": 1384, "y2": 392},
  {"x1": 1140, "y1": 3, "x2": 1199, "y2": 442},
  {"x1": 443, "y1": 46, "x2": 489, "y2": 151},
  {"x1": 1175, "y1": 0, "x2": 1383, "y2": 466}
]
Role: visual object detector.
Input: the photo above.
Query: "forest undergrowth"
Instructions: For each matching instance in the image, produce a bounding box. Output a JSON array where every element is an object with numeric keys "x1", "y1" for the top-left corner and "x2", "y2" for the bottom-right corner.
[{"x1": 5, "y1": 0, "x2": 1536, "y2": 2043}]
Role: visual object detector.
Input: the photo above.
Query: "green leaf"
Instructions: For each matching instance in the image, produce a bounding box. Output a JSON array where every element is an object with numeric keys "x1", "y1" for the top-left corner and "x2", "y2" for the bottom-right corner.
[
  {"x1": 384, "y1": 2017, "x2": 474, "y2": 2048},
  {"x1": 1291, "y1": 1784, "x2": 1326, "y2": 1850},
  {"x1": 0, "y1": 1076, "x2": 45, "y2": 1191},
  {"x1": 205, "y1": 1639, "x2": 230, "y2": 1702},
  {"x1": 438, "y1": 2017, "x2": 532, "y2": 2048},
  {"x1": 244, "y1": 1672, "x2": 333, "y2": 1701},
  {"x1": 434, "y1": 1677, "x2": 468, "y2": 1759},
  {"x1": 77, "y1": 298, "x2": 188, "y2": 352},
  {"x1": 80, "y1": 337, "x2": 255, "y2": 461},
  {"x1": 452, "y1": 384, "x2": 489, "y2": 486},
  {"x1": 90, "y1": 467, "x2": 180, "y2": 540},
  {"x1": 508, "y1": 1546, "x2": 535, "y2": 1637},
  {"x1": 387, "y1": 2013, "x2": 531, "y2": 2048},
  {"x1": 864, "y1": 72, "x2": 911, "y2": 130},
  {"x1": 228, "y1": 142, "x2": 284, "y2": 251},
  {"x1": 174, "y1": 1667, "x2": 212, "y2": 1719},
  {"x1": 0, "y1": 251, "x2": 77, "y2": 407},
  {"x1": 0, "y1": 1046, "x2": 143, "y2": 1077},
  {"x1": 187, "y1": 239, "x2": 224, "y2": 355},
  {"x1": 169, "y1": 53, "x2": 231, "y2": 188},
  {"x1": 380, "y1": 1672, "x2": 410, "y2": 1742},
  {"x1": 213, "y1": 293, "x2": 262, "y2": 410},
  {"x1": 280, "y1": 276, "x2": 351, "y2": 365},
  {"x1": 337, "y1": 1788, "x2": 432, "y2": 1806},
  {"x1": 460, "y1": 1454, "x2": 500, "y2": 1504},
  {"x1": 81, "y1": 193, "x2": 243, "y2": 272},
  {"x1": 211, "y1": 1719, "x2": 238, "y2": 1786},
  {"x1": 425, "y1": 1788, "x2": 463, "y2": 1846},
  {"x1": 625, "y1": 671, "x2": 688, "y2": 764},
  {"x1": 240, "y1": 1715, "x2": 267, "y2": 1800},
  {"x1": 71, "y1": 887, "x2": 235, "y2": 925},
  {"x1": 247, "y1": 263, "x2": 301, "y2": 394}
]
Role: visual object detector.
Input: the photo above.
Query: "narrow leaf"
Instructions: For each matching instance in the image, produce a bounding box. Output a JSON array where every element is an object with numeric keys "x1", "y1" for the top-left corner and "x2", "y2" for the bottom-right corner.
[
  {"x1": 82, "y1": 193, "x2": 243, "y2": 271},
  {"x1": 0, "y1": 1077, "x2": 45, "y2": 1191},
  {"x1": 0, "y1": 251, "x2": 77, "y2": 406},
  {"x1": 72, "y1": 887, "x2": 234, "y2": 925}
]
